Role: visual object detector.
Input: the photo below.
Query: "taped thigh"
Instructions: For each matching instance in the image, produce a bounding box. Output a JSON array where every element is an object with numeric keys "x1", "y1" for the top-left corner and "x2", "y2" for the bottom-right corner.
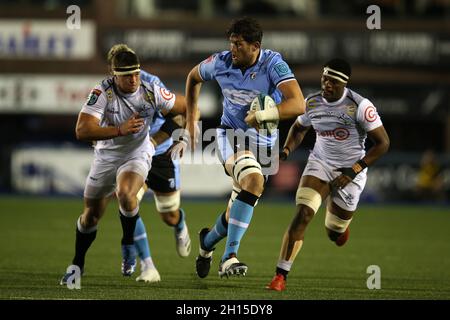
[
  {"x1": 154, "y1": 191, "x2": 180, "y2": 213},
  {"x1": 325, "y1": 209, "x2": 352, "y2": 233},
  {"x1": 232, "y1": 153, "x2": 262, "y2": 185},
  {"x1": 295, "y1": 187, "x2": 322, "y2": 213}
]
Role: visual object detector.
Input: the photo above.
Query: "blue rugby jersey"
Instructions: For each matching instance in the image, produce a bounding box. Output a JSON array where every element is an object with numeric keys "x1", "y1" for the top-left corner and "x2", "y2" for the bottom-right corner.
[
  {"x1": 140, "y1": 70, "x2": 173, "y2": 156},
  {"x1": 199, "y1": 49, "x2": 296, "y2": 147}
]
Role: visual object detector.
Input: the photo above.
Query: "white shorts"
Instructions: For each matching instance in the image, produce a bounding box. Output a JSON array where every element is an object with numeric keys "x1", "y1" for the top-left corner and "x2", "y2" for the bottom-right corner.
[
  {"x1": 83, "y1": 151, "x2": 152, "y2": 199},
  {"x1": 302, "y1": 153, "x2": 367, "y2": 211}
]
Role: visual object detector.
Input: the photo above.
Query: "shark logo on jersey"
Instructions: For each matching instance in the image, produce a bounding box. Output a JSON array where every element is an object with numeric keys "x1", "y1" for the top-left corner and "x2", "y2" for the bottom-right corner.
[{"x1": 137, "y1": 103, "x2": 155, "y2": 118}]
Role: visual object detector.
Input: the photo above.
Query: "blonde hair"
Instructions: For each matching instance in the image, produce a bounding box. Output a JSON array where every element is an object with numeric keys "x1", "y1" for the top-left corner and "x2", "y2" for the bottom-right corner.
[{"x1": 107, "y1": 44, "x2": 135, "y2": 66}]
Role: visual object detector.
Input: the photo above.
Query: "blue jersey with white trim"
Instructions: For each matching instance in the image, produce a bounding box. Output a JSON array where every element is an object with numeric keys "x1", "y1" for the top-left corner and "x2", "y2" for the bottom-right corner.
[
  {"x1": 140, "y1": 70, "x2": 173, "y2": 156},
  {"x1": 199, "y1": 49, "x2": 295, "y2": 147}
]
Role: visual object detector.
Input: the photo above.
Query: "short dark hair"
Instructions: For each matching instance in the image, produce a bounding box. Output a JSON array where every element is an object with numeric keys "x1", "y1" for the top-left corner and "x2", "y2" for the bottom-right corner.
[
  {"x1": 324, "y1": 58, "x2": 352, "y2": 78},
  {"x1": 111, "y1": 51, "x2": 140, "y2": 70},
  {"x1": 226, "y1": 17, "x2": 263, "y2": 44}
]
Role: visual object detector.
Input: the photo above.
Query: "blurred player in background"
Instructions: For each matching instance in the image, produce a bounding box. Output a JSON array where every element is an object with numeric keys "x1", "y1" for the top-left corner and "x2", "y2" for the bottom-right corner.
[
  {"x1": 415, "y1": 149, "x2": 445, "y2": 202},
  {"x1": 266, "y1": 59, "x2": 390, "y2": 291},
  {"x1": 184, "y1": 17, "x2": 305, "y2": 279},
  {"x1": 105, "y1": 44, "x2": 191, "y2": 283},
  {"x1": 60, "y1": 49, "x2": 186, "y2": 286}
]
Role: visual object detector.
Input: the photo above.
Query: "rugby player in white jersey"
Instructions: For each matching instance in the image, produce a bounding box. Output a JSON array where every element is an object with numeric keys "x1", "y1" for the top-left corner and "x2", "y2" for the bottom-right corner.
[
  {"x1": 266, "y1": 59, "x2": 390, "y2": 291},
  {"x1": 60, "y1": 50, "x2": 186, "y2": 286},
  {"x1": 105, "y1": 44, "x2": 191, "y2": 284}
]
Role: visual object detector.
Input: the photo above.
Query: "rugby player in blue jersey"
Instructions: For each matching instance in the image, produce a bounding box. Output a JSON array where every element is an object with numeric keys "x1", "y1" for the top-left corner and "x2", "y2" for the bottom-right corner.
[{"x1": 184, "y1": 17, "x2": 306, "y2": 278}]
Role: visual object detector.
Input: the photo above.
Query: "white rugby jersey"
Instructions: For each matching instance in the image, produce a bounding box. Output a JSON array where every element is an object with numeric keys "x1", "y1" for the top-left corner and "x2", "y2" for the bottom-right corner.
[
  {"x1": 297, "y1": 88, "x2": 383, "y2": 167},
  {"x1": 80, "y1": 77, "x2": 175, "y2": 158}
]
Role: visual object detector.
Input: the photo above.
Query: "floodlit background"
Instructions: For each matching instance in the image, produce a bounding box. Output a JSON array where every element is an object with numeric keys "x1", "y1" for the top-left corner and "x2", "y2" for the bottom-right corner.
[{"x1": 0, "y1": 0, "x2": 448, "y2": 202}]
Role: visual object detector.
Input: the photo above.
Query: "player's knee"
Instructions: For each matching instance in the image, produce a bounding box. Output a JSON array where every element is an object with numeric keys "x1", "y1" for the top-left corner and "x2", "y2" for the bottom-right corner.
[
  {"x1": 289, "y1": 205, "x2": 315, "y2": 232},
  {"x1": 240, "y1": 173, "x2": 264, "y2": 195},
  {"x1": 154, "y1": 191, "x2": 180, "y2": 215},
  {"x1": 160, "y1": 210, "x2": 179, "y2": 226},
  {"x1": 81, "y1": 212, "x2": 99, "y2": 229},
  {"x1": 325, "y1": 209, "x2": 352, "y2": 235},
  {"x1": 231, "y1": 154, "x2": 263, "y2": 193},
  {"x1": 227, "y1": 186, "x2": 242, "y2": 209},
  {"x1": 116, "y1": 190, "x2": 136, "y2": 211},
  {"x1": 295, "y1": 187, "x2": 322, "y2": 214}
]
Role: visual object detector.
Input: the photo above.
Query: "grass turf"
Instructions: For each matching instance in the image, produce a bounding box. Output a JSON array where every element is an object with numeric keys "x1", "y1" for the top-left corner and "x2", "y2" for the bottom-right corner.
[{"x1": 0, "y1": 196, "x2": 449, "y2": 300}]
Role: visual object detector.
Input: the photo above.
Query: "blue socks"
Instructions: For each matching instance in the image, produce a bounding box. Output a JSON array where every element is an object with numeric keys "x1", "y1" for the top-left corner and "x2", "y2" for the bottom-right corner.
[
  {"x1": 204, "y1": 212, "x2": 228, "y2": 250},
  {"x1": 134, "y1": 217, "x2": 151, "y2": 260},
  {"x1": 133, "y1": 208, "x2": 187, "y2": 260},
  {"x1": 175, "y1": 208, "x2": 186, "y2": 233},
  {"x1": 222, "y1": 190, "x2": 258, "y2": 261}
]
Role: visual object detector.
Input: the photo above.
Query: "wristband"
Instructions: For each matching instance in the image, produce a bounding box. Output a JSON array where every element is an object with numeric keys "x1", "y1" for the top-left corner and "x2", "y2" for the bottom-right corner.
[
  {"x1": 353, "y1": 159, "x2": 368, "y2": 174},
  {"x1": 255, "y1": 108, "x2": 280, "y2": 123}
]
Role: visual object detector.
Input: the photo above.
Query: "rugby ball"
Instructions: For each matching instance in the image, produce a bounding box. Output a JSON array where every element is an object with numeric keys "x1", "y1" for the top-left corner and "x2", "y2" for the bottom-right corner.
[{"x1": 250, "y1": 93, "x2": 279, "y2": 135}]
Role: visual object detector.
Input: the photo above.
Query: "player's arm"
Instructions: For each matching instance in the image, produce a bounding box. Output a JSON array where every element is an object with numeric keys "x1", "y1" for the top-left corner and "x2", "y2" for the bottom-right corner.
[
  {"x1": 276, "y1": 80, "x2": 306, "y2": 119},
  {"x1": 361, "y1": 125, "x2": 390, "y2": 166},
  {"x1": 160, "y1": 94, "x2": 187, "y2": 117},
  {"x1": 150, "y1": 114, "x2": 185, "y2": 147},
  {"x1": 280, "y1": 120, "x2": 311, "y2": 161},
  {"x1": 75, "y1": 112, "x2": 144, "y2": 141},
  {"x1": 185, "y1": 64, "x2": 204, "y2": 147}
]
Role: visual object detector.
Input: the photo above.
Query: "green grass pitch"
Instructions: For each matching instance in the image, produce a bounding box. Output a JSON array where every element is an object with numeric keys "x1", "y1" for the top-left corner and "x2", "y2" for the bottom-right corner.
[{"x1": 1, "y1": 196, "x2": 449, "y2": 300}]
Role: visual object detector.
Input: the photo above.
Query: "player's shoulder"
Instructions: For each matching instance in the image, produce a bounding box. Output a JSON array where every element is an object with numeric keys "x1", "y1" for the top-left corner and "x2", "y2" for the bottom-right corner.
[
  {"x1": 140, "y1": 70, "x2": 162, "y2": 86},
  {"x1": 85, "y1": 77, "x2": 111, "y2": 106},
  {"x1": 346, "y1": 88, "x2": 367, "y2": 106},
  {"x1": 204, "y1": 51, "x2": 229, "y2": 64},
  {"x1": 305, "y1": 91, "x2": 322, "y2": 108},
  {"x1": 260, "y1": 49, "x2": 286, "y2": 67},
  {"x1": 306, "y1": 91, "x2": 322, "y2": 101}
]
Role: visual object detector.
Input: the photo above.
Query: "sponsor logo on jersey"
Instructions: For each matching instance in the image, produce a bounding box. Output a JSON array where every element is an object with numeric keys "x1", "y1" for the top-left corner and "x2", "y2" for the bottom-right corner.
[
  {"x1": 223, "y1": 88, "x2": 259, "y2": 106},
  {"x1": 87, "y1": 89, "x2": 102, "y2": 105},
  {"x1": 106, "y1": 107, "x2": 119, "y2": 114},
  {"x1": 333, "y1": 127, "x2": 350, "y2": 140},
  {"x1": 250, "y1": 72, "x2": 257, "y2": 80},
  {"x1": 316, "y1": 127, "x2": 349, "y2": 140},
  {"x1": 365, "y1": 106, "x2": 378, "y2": 122}
]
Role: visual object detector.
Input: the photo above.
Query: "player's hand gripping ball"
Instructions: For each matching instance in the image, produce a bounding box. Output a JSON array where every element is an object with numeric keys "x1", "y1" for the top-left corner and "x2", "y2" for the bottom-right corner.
[{"x1": 249, "y1": 94, "x2": 279, "y2": 135}]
